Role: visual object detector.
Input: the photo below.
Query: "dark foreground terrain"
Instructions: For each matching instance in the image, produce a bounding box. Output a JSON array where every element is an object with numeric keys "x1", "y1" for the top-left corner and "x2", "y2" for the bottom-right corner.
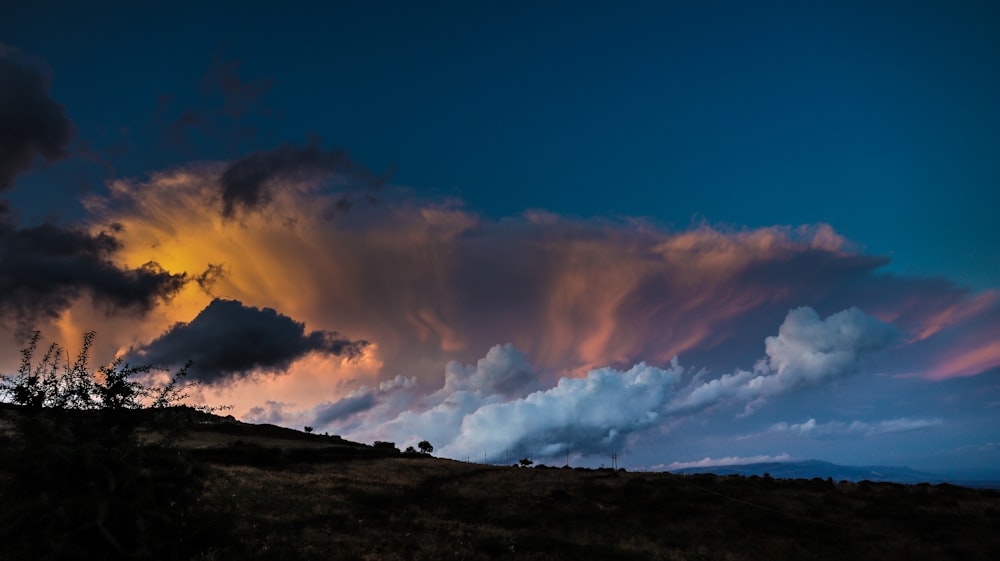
[
  {"x1": 3, "y1": 408, "x2": 999, "y2": 561},
  {"x1": 199, "y1": 455, "x2": 1000, "y2": 561}
]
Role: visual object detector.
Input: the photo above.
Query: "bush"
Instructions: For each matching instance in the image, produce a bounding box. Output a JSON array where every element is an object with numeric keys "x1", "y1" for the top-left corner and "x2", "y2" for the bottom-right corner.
[
  {"x1": 373, "y1": 440, "x2": 400, "y2": 453},
  {"x1": 0, "y1": 331, "x2": 224, "y2": 560}
]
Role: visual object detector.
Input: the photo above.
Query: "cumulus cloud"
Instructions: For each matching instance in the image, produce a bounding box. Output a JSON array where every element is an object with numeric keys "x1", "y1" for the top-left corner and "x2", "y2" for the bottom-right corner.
[
  {"x1": 307, "y1": 307, "x2": 894, "y2": 463},
  {"x1": 0, "y1": 223, "x2": 188, "y2": 326},
  {"x1": 443, "y1": 359, "x2": 686, "y2": 460},
  {"x1": 667, "y1": 307, "x2": 897, "y2": 414},
  {"x1": 0, "y1": 45, "x2": 74, "y2": 190},
  {"x1": 764, "y1": 417, "x2": 942, "y2": 439},
  {"x1": 442, "y1": 343, "x2": 540, "y2": 398},
  {"x1": 129, "y1": 298, "x2": 369, "y2": 383}
]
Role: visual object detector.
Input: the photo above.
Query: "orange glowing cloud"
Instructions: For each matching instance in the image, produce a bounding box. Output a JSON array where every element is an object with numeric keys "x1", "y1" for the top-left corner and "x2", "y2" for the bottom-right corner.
[
  {"x1": 2, "y1": 157, "x2": 995, "y2": 418},
  {"x1": 79, "y1": 165, "x2": 860, "y2": 382}
]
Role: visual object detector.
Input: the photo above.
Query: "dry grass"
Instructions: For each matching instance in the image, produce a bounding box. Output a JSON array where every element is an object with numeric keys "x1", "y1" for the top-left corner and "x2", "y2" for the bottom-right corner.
[
  {"x1": 3, "y1": 406, "x2": 995, "y2": 560},
  {"x1": 195, "y1": 458, "x2": 1000, "y2": 561}
]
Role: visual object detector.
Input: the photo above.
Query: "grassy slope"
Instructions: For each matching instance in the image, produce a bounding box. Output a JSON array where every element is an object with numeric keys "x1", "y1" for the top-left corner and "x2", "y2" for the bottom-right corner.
[
  {"x1": 4, "y1": 406, "x2": 998, "y2": 560},
  {"x1": 200, "y1": 456, "x2": 1000, "y2": 561}
]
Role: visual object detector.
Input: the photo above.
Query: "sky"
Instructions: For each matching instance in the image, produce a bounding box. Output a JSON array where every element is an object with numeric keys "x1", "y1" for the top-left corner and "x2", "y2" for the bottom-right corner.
[{"x1": 1, "y1": 1, "x2": 999, "y2": 476}]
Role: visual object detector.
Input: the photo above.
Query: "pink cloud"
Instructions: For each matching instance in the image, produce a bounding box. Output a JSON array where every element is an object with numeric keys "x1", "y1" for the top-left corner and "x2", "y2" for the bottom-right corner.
[{"x1": 3, "y1": 160, "x2": 996, "y2": 419}]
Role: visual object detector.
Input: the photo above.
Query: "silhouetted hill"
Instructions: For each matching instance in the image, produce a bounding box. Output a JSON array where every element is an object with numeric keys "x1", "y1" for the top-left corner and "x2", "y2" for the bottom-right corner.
[
  {"x1": 4, "y1": 401, "x2": 1000, "y2": 559},
  {"x1": 0, "y1": 403, "x2": 399, "y2": 465}
]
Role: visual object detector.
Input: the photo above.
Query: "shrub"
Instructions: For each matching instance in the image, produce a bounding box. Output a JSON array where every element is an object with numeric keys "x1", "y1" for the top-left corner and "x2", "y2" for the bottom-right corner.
[
  {"x1": 0, "y1": 331, "x2": 223, "y2": 560},
  {"x1": 373, "y1": 440, "x2": 400, "y2": 453}
]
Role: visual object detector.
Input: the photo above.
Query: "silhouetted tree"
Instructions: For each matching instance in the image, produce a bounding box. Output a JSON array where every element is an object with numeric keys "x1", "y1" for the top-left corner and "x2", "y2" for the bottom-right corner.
[
  {"x1": 418, "y1": 440, "x2": 434, "y2": 455},
  {"x1": 519, "y1": 457, "x2": 534, "y2": 467},
  {"x1": 304, "y1": 425, "x2": 314, "y2": 433}
]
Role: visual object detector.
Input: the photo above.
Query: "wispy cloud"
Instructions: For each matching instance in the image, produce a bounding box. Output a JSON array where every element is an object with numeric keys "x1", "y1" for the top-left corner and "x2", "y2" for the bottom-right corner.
[
  {"x1": 757, "y1": 417, "x2": 943, "y2": 439},
  {"x1": 656, "y1": 453, "x2": 794, "y2": 471}
]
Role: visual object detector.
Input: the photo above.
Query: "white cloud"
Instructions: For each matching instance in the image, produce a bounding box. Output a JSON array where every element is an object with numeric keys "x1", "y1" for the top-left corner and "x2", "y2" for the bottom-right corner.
[
  {"x1": 667, "y1": 307, "x2": 897, "y2": 414},
  {"x1": 441, "y1": 359, "x2": 685, "y2": 460},
  {"x1": 442, "y1": 343, "x2": 539, "y2": 398},
  {"x1": 764, "y1": 417, "x2": 942, "y2": 439},
  {"x1": 656, "y1": 453, "x2": 794, "y2": 471},
  {"x1": 310, "y1": 307, "x2": 897, "y2": 463}
]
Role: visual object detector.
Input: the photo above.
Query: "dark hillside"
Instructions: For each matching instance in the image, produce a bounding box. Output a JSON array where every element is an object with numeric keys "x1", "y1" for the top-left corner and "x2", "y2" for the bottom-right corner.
[
  {"x1": 201, "y1": 458, "x2": 1000, "y2": 561},
  {"x1": 3, "y1": 405, "x2": 998, "y2": 560}
]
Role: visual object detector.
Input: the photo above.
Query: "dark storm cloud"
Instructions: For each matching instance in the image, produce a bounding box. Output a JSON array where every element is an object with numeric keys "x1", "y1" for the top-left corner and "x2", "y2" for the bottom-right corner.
[
  {"x1": 0, "y1": 46, "x2": 191, "y2": 328},
  {"x1": 0, "y1": 222, "x2": 187, "y2": 324},
  {"x1": 313, "y1": 391, "x2": 377, "y2": 425},
  {"x1": 194, "y1": 263, "x2": 228, "y2": 296},
  {"x1": 0, "y1": 45, "x2": 75, "y2": 190},
  {"x1": 218, "y1": 142, "x2": 357, "y2": 217},
  {"x1": 131, "y1": 298, "x2": 369, "y2": 383}
]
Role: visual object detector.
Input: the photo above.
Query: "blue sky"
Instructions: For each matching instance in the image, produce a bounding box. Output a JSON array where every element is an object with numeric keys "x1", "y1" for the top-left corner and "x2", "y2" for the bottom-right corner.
[{"x1": 2, "y1": 1, "x2": 999, "y2": 475}]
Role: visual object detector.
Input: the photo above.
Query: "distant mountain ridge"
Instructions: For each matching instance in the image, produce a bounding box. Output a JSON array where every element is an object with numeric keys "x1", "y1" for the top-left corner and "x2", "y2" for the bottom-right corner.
[{"x1": 670, "y1": 459, "x2": 982, "y2": 485}]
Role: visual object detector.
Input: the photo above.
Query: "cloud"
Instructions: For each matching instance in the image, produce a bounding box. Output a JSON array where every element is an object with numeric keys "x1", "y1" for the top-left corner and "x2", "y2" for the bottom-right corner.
[
  {"x1": 0, "y1": 47, "x2": 190, "y2": 331},
  {"x1": 658, "y1": 453, "x2": 794, "y2": 471},
  {"x1": 218, "y1": 142, "x2": 364, "y2": 217},
  {"x1": 32, "y1": 156, "x2": 996, "y2": 422},
  {"x1": 313, "y1": 390, "x2": 376, "y2": 425},
  {"x1": 666, "y1": 306, "x2": 897, "y2": 414},
  {"x1": 88, "y1": 166, "x2": 919, "y2": 378},
  {"x1": 760, "y1": 306, "x2": 898, "y2": 389},
  {"x1": 310, "y1": 375, "x2": 417, "y2": 427},
  {"x1": 309, "y1": 307, "x2": 894, "y2": 463},
  {"x1": 244, "y1": 400, "x2": 293, "y2": 425},
  {"x1": 764, "y1": 417, "x2": 943, "y2": 439},
  {"x1": 443, "y1": 358, "x2": 686, "y2": 460},
  {"x1": 0, "y1": 223, "x2": 187, "y2": 326},
  {"x1": 0, "y1": 45, "x2": 75, "y2": 190},
  {"x1": 128, "y1": 298, "x2": 369, "y2": 383},
  {"x1": 442, "y1": 343, "x2": 540, "y2": 398}
]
